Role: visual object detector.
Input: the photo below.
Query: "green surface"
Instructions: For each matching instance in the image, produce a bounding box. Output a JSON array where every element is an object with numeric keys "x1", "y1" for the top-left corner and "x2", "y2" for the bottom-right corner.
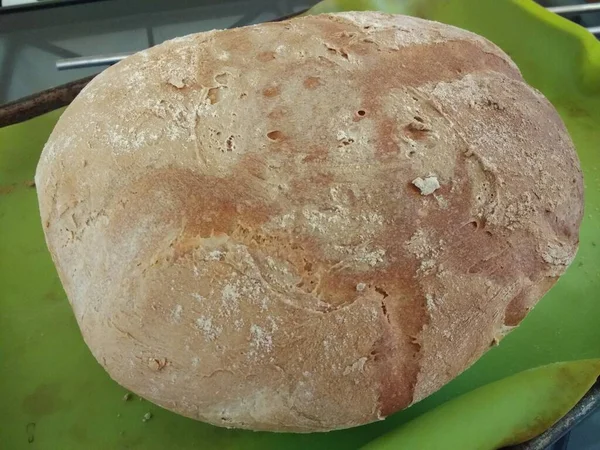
[
  {"x1": 364, "y1": 360, "x2": 600, "y2": 450},
  {"x1": 1, "y1": 0, "x2": 599, "y2": 448}
]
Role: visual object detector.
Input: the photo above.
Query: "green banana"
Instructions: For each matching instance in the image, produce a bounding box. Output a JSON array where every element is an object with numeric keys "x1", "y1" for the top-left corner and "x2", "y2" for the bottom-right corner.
[{"x1": 362, "y1": 360, "x2": 600, "y2": 450}]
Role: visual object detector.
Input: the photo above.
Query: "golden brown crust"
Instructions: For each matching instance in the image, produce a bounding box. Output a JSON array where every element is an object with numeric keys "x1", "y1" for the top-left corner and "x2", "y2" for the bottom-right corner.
[{"x1": 36, "y1": 12, "x2": 583, "y2": 432}]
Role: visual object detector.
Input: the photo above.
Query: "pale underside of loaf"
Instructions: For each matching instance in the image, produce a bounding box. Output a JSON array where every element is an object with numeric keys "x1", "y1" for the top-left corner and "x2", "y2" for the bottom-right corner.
[{"x1": 36, "y1": 12, "x2": 583, "y2": 432}]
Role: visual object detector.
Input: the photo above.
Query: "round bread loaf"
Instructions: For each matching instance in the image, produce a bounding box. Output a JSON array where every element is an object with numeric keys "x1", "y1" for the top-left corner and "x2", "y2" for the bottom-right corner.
[{"x1": 36, "y1": 12, "x2": 583, "y2": 432}]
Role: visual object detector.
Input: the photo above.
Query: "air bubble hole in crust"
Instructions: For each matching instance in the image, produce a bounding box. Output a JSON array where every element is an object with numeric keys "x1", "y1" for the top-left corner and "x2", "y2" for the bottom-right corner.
[
  {"x1": 214, "y1": 72, "x2": 231, "y2": 84},
  {"x1": 267, "y1": 131, "x2": 284, "y2": 141},
  {"x1": 226, "y1": 135, "x2": 235, "y2": 151},
  {"x1": 207, "y1": 87, "x2": 225, "y2": 105}
]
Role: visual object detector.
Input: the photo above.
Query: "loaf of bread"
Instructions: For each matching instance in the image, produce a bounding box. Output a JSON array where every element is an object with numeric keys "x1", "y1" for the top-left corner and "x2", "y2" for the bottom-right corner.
[{"x1": 36, "y1": 12, "x2": 583, "y2": 432}]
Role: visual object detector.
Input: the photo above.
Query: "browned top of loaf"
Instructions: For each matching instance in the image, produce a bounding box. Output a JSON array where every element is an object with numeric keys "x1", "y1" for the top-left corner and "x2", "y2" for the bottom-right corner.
[{"x1": 36, "y1": 12, "x2": 583, "y2": 432}]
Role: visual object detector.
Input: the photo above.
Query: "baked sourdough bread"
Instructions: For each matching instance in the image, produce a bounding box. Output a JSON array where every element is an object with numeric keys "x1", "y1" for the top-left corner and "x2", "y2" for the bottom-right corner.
[{"x1": 36, "y1": 12, "x2": 583, "y2": 432}]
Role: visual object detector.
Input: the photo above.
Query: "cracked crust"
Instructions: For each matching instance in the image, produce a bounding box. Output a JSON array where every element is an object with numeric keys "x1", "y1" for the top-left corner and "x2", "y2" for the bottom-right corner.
[{"x1": 36, "y1": 12, "x2": 583, "y2": 432}]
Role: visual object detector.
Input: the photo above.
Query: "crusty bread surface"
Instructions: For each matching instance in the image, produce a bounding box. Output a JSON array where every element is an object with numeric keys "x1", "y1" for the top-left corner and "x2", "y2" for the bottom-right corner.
[{"x1": 36, "y1": 12, "x2": 583, "y2": 432}]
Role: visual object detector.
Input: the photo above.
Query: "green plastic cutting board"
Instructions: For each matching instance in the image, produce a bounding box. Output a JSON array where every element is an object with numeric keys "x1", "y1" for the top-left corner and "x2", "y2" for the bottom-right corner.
[{"x1": 1, "y1": 0, "x2": 599, "y2": 448}]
